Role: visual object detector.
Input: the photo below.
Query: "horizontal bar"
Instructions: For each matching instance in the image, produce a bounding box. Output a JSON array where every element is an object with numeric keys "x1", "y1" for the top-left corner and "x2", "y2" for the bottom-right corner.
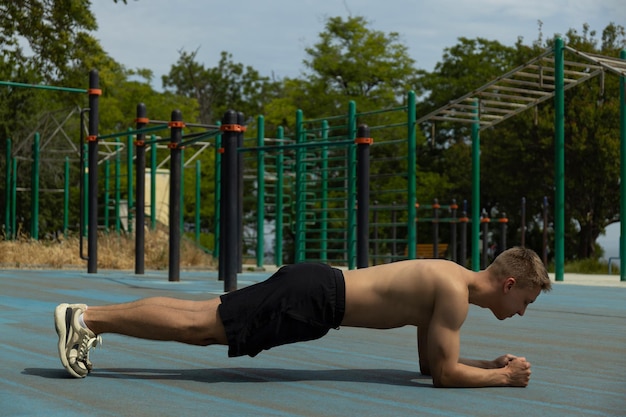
[
  {"x1": 240, "y1": 139, "x2": 353, "y2": 153},
  {"x1": 0, "y1": 80, "x2": 87, "y2": 94},
  {"x1": 97, "y1": 124, "x2": 169, "y2": 141}
]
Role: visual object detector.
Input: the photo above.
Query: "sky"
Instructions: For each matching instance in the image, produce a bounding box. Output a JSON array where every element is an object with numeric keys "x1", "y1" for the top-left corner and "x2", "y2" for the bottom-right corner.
[
  {"x1": 90, "y1": 0, "x2": 624, "y2": 260},
  {"x1": 90, "y1": 0, "x2": 625, "y2": 89},
  {"x1": 597, "y1": 223, "x2": 620, "y2": 262}
]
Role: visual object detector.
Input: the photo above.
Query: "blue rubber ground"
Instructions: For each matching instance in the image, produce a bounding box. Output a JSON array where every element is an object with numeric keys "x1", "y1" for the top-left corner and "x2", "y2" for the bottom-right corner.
[{"x1": 1, "y1": 268, "x2": 624, "y2": 416}]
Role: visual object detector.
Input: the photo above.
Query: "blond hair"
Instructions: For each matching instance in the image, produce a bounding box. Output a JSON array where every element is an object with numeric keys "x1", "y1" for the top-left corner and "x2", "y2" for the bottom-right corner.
[{"x1": 487, "y1": 247, "x2": 551, "y2": 292}]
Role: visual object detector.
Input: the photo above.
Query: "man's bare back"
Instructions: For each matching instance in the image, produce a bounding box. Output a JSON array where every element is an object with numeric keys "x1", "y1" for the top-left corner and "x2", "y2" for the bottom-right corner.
[{"x1": 342, "y1": 259, "x2": 470, "y2": 329}]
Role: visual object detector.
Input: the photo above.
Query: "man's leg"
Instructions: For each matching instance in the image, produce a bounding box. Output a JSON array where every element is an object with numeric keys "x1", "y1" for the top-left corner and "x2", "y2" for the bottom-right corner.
[{"x1": 84, "y1": 297, "x2": 228, "y2": 346}]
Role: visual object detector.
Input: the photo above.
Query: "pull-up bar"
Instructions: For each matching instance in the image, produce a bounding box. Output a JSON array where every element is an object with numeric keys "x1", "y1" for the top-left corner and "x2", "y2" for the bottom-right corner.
[{"x1": 0, "y1": 80, "x2": 88, "y2": 94}]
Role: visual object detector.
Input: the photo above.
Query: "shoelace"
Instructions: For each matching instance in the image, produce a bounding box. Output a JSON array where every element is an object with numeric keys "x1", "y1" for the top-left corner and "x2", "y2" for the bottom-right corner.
[{"x1": 78, "y1": 334, "x2": 102, "y2": 366}]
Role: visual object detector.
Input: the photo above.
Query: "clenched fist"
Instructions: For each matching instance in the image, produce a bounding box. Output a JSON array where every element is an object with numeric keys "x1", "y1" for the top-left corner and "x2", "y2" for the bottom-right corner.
[{"x1": 506, "y1": 357, "x2": 531, "y2": 387}]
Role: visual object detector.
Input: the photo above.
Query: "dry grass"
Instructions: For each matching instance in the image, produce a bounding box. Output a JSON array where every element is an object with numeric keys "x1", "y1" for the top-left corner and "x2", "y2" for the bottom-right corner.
[{"x1": 0, "y1": 230, "x2": 215, "y2": 270}]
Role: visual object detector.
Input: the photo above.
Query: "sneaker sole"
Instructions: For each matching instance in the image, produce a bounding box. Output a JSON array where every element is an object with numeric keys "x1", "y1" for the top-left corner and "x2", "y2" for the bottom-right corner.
[{"x1": 54, "y1": 303, "x2": 83, "y2": 378}]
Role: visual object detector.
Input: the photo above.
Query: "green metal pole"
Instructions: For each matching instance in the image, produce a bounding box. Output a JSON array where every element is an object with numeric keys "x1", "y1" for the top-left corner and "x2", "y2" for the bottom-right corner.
[
  {"x1": 471, "y1": 99, "x2": 481, "y2": 271},
  {"x1": 321, "y1": 120, "x2": 329, "y2": 262},
  {"x1": 5, "y1": 138, "x2": 11, "y2": 239},
  {"x1": 104, "y1": 160, "x2": 110, "y2": 231},
  {"x1": 115, "y1": 138, "x2": 121, "y2": 235},
  {"x1": 295, "y1": 109, "x2": 305, "y2": 262},
  {"x1": 407, "y1": 91, "x2": 417, "y2": 259},
  {"x1": 31, "y1": 132, "x2": 40, "y2": 239},
  {"x1": 275, "y1": 126, "x2": 284, "y2": 266},
  {"x1": 127, "y1": 128, "x2": 134, "y2": 233},
  {"x1": 63, "y1": 157, "x2": 69, "y2": 237},
  {"x1": 347, "y1": 101, "x2": 357, "y2": 269},
  {"x1": 256, "y1": 115, "x2": 265, "y2": 269},
  {"x1": 11, "y1": 157, "x2": 17, "y2": 238},
  {"x1": 150, "y1": 136, "x2": 157, "y2": 230},
  {"x1": 554, "y1": 37, "x2": 565, "y2": 281},
  {"x1": 619, "y1": 50, "x2": 626, "y2": 281},
  {"x1": 195, "y1": 160, "x2": 201, "y2": 243}
]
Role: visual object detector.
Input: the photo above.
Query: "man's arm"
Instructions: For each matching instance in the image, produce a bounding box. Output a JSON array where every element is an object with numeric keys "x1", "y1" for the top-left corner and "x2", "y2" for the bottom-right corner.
[
  {"x1": 419, "y1": 328, "x2": 521, "y2": 375},
  {"x1": 426, "y1": 286, "x2": 531, "y2": 388},
  {"x1": 459, "y1": 354, "x2": 519, "y2": 369},
  {"x1": 417, "y1": 326, "x2": 431, "y2": 375}
]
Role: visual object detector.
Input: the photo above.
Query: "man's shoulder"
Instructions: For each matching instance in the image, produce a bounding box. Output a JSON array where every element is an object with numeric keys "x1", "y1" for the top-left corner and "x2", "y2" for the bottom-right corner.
[{"x1": 431, "y1": 266, "x2": 471, "y2": 314}]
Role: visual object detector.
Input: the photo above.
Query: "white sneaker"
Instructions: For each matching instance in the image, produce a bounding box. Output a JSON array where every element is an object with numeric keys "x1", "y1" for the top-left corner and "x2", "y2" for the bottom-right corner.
[{"x1": 54, "y1": 303, "x2": 102, "y2": 378}]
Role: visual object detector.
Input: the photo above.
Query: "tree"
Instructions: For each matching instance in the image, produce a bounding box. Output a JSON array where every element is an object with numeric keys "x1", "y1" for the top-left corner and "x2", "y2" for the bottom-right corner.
[
  {"x1": 0, "y1": 0, "x2": 207, "y2": 237},
  {"x1": 0, "y1": 0, "x2": 106, "y2": 237},
  {"x1": 434, "y1": 24, "x2": 625, "y2": 261},
  {"x1": 162, "y1": 49, "x2": 281, "y2": 125},
  {"x1": 0, "y1": 0, "x2": 98, "y2": 82},
  {"x1": 266, "y1": 15, "x2": 419, "y2": 129},
  {"x1": 304, "y1": 16, "x2": 417, "y2": 99}
]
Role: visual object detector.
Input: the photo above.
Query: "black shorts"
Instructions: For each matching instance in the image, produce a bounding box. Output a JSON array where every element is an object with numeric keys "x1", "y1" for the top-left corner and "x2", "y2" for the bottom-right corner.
[{"x1": 217, "y1": 263, "x2": 346, "y2": 357}]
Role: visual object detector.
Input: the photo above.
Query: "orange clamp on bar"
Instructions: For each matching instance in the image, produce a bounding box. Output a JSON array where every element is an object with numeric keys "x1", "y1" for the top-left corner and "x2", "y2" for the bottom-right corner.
[
  {"x1": 87, "y1": 88, "x2": 102, "y2": 96},
  {"x1": 218, "y1": 148, "x2": 225, "y2": 154},
  {"x1": 168, "y1": 121, "x2": 186, "y2": 128},
  {"x1": 459, "y1": 217, "x2": 469, "y2": 222},
  {"x1": 86, "y1": 135, "x2": 98, "y2": 142},
  {"x1": 480, "y1": 217, "x2": 491, "y2": 223},
  {"x1": 499, "y1": 217, "x2": 509, "y2": 223},
  {"x1": 135, "y1": 117, "x2": 149, "y2": 124},
  {"x1": 355, "y1": 137, "x2": 374, "y2": 145},
  {"x1": 433, "y1": 203, "x2": 441, "y2": 209},
  {"x1": 220, "y1": 124, "x2": 245, "y2": 132},
  {"x1": 134, "y1": 140, "x2": 145, "y2": 146},
  {"x1": 450, "y1": 204, "x2": 459, "y2": 209}
]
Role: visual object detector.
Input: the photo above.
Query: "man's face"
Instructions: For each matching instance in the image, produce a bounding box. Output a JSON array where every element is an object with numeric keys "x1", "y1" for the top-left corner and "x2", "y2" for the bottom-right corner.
[{"x1": 492, "y1": 279, "x2": 541, "y2": 320}]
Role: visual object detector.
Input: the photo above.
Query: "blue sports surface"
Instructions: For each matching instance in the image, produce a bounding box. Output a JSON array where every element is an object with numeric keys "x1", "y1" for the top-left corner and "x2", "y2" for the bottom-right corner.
[{"x1": 1, "y1": 269, "x2": 624, "y2": 416}]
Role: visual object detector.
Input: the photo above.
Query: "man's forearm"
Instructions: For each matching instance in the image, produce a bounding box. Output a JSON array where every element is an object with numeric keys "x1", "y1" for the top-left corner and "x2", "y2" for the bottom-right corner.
[
  {"x1": 459, "y1": 357, "x2": 497, "y2": 369},
  {"x1": 433, "y1": 363, "x2": 509, "y2": 388}
]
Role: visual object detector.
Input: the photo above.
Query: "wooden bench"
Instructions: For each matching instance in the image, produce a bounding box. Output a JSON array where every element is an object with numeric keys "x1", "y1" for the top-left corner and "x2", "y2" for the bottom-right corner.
[{"x1": 405, "y1": 243, "x2": 449, "y2": 259}]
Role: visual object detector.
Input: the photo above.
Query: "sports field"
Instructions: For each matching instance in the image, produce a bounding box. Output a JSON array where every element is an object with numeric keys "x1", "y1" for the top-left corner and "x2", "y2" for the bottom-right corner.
[{"x1": 1, "y1": 269, "x2": 624, "y2": 416}]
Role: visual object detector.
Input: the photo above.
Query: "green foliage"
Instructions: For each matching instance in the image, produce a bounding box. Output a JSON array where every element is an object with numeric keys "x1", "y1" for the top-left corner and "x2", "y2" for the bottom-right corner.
[
  {"x1": 162, "y1": 49, "x2": 282, "y2": 125},
  {"x1": 265, "y1": 16, "x2": 419, "y2": 133},
  {"x1": 0, "y1": 0, "x2": 97, "y2": 81},
  {"x1": 561, "y1": 258, "x2": 618, "y2": 275},
  {"x1": 304, "y1": 16, "x2": 417, "y2": 100}
]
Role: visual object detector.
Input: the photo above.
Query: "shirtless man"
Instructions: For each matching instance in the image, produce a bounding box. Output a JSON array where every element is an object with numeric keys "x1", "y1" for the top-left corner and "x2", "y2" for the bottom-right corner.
[{"x1": 54, "y1": 246, "x2": 551, "y2": 387}]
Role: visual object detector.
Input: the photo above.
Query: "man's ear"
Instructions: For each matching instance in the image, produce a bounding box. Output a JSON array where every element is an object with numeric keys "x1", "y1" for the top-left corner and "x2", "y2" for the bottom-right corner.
[{"x1": 503, "y1": 277, "x2": 516, "y2": 293}]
